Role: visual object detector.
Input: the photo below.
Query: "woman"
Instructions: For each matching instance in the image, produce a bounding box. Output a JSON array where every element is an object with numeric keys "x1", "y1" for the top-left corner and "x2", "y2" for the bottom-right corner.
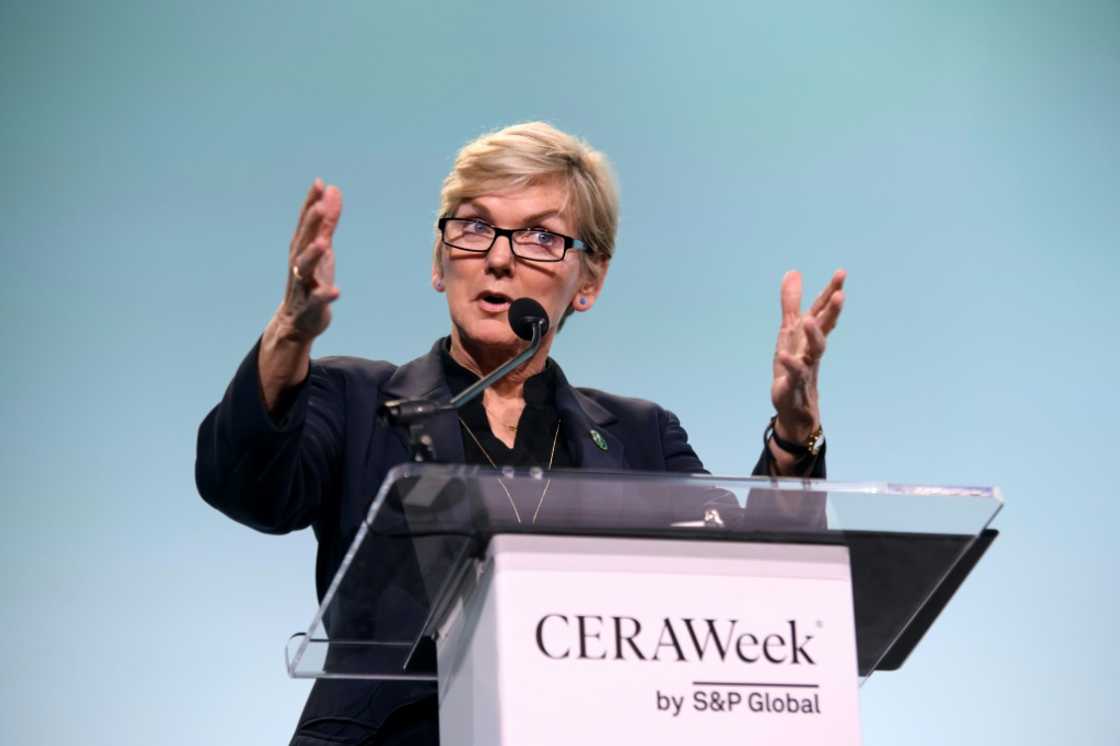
[{"x1": 196, "y1": 122, "x2": 845, "y2": 745}]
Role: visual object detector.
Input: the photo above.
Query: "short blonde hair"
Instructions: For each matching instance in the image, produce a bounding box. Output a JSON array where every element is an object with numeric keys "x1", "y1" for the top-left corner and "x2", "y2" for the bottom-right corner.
[{"x1": 434, "y1": 122, "x2": 618, "y2": 287}]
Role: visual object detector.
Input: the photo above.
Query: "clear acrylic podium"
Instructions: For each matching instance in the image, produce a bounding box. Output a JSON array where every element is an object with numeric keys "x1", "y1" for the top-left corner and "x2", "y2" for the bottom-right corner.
[{"x1": 284, "y1": 464, "x2": 1001, "y2": 744}]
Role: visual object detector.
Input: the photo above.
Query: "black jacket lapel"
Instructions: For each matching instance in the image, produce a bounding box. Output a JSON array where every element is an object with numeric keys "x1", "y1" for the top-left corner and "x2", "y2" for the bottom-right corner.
[
  {"x1": 380, "y1": 340, "x2": 465, "y2": 465},
  {"x1": 553, "y1": 367, "x2": 627, "y2": 470}
]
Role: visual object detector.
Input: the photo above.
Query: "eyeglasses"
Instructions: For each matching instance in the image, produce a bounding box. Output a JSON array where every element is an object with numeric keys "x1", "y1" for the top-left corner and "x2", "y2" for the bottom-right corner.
[{"x1": 438, "y1": 217, "x2": 589, "y2": 263}]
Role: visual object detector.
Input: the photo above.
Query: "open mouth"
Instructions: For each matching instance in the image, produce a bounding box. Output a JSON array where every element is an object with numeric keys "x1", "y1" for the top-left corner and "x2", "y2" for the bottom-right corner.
[{"x1": 477, "y1": 292, "x2": 513, "y2": 311}]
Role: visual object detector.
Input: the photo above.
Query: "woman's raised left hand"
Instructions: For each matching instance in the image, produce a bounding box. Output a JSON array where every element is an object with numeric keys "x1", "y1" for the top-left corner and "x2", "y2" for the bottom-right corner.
[{"x1": 770, "y1": 268, "x2": 846, "y2": 445}]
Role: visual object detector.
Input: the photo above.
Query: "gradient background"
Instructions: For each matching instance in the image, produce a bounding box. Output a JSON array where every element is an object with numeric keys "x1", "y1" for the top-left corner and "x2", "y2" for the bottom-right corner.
[{"x1": 3, "y1": 1, "x2": 1117, "y2": 743}]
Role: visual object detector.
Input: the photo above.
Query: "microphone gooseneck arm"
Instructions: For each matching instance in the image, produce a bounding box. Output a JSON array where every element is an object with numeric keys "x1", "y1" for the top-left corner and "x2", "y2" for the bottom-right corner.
[{"x1": 448, "y1": 318, "x2": 545, "y2": 410}]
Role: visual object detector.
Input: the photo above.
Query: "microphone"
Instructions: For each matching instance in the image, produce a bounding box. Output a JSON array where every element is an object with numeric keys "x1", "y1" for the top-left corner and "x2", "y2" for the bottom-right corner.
[
  {"x1": 508, "y1": 297, "x2": 550, "y2": 341},
  {"x1": 379, "y1": 297, "x2": 551, "y2": 461}
]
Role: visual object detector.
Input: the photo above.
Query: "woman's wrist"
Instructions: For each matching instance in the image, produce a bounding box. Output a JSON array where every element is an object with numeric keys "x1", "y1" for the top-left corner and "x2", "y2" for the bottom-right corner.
[
  {"x1": 773, "y1": 412, "x2": 819, "y2": 445},
  {"x1": 259, "y1": 311, "x2": 313, "y2": 412},
  {"x1": 764, "y1": 414, "x2": 825, "y2": 477}
]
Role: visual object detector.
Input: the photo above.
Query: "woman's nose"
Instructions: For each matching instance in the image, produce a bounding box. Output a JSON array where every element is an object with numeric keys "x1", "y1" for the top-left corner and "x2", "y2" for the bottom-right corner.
[{"x1": 485, "y1": 234, "x2": 515, "y2": 273}]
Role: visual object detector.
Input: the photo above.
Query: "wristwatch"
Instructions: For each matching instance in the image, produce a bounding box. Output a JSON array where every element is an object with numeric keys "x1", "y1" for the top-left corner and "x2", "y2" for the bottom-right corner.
[{"x1": 765, "y1": 415, "x2": 825, "y2": 457}]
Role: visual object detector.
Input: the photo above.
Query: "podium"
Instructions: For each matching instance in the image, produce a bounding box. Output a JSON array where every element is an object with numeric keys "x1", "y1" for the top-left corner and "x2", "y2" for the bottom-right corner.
[{"x1": 285, "y1": 464, "x2": 1001, "y2": 745}]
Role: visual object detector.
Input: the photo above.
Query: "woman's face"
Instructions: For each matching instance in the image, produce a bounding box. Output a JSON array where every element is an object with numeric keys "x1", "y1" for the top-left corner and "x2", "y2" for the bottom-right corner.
[{"x1": 434, "y1": 180, "x2": 605, "y2": 360}]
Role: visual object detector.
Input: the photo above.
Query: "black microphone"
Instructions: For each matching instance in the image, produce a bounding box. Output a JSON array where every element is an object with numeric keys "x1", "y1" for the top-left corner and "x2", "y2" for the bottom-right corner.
[{"x1": 508, "y1": 297, "x2": 550, "y2": 341}]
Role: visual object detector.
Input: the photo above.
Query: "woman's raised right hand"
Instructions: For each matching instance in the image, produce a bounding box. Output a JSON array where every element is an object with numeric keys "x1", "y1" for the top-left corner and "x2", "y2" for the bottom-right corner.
[
  {"x1": 259, "y1": 179, "x2": 343, "y2": 411},
  {"x1": 281, "y1": 178, "x2": 343, "y2": 341}
]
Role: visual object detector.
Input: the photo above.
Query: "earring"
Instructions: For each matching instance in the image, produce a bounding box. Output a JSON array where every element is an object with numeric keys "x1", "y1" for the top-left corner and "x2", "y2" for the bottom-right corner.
[
  {"x1": 578, "y1": 296, "x2": 587, "y2": 306},
  {"x1": 435, "y1": 280, "x2": 445, "y2": 291}
]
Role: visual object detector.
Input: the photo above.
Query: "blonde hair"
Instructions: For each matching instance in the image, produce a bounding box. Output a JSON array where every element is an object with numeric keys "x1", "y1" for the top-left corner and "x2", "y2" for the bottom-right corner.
[{"x1": 434, "y1": 122, "x2": 618, "y2": 290}]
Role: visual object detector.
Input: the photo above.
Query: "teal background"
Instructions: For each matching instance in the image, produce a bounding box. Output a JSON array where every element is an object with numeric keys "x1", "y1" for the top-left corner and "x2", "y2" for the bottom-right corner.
[{"x1": 3, "y1": 1, "x2": 1117, "y2": 743}]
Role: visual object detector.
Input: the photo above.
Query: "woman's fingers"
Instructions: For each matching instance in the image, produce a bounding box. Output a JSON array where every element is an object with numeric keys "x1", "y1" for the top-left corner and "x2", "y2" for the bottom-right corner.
[
  {"x1": 316, "y1": 185, "x2": 343, "y2": 243},
  {"x1": 293, "y1": 241, "x2": 329, "y2": 286},
  {"x1": 803, "y1": 316, "x2": 827, "y2": 360},
  {"x1": 292, "y1": 203, "x2": 326, "y2": 264},
  {"x1": 290, "y1": 182, "x2": 342, "y2": 261},
  {"x1": 817, "y1": 291, "x2": 845, "y2": 335},
  {"x1": 779, "y1": 270, "x2": 803, "y2": 327},
  {"x1": 777, "y1": 317, "x2": 826, "y2": 366},
  {"x1": 290, "y1": 185, "x2": 342, "y2": 278},
  {"x1": 808, "y1": 268, "x2": 846, "y2": 316},
  {"x1": 295, "y1": 179, "x2": 324, "y2": 232},
  {"x1": 316, "y1": 236, "x2": 335, "y2": 284},
  {"x1": 289, "y1": 179, "x2": 324, "y2": 259},
  {"x1": 294, "y1": 242, "x2": 340, "y2": 298}
]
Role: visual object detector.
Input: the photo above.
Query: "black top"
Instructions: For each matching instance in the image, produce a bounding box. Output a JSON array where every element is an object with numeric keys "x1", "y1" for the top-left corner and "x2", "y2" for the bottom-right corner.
[{"x1": 440, "y1": 342, "x2": 575, "y2": 471}]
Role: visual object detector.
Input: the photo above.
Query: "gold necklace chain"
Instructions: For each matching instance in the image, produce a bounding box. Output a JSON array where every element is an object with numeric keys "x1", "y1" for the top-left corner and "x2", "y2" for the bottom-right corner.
[
  {"x1": 483, "y1": 404, "x2": 519, "y2": 432},
  {"x1": 458, "y1": 416, "x2": 561, "y2": 525}
]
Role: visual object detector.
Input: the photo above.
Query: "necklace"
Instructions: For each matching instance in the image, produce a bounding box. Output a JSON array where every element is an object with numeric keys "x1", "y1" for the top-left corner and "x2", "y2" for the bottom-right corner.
[
  {"x1": 483, "y1": 404, "x2": 520, "y2": 432},
  {"x1": 458, "y1": 416, "x2": 561, "y2": 524}
]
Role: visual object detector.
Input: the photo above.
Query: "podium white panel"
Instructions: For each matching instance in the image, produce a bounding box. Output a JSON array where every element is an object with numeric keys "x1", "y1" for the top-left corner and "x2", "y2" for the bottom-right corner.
[{"x1": 436, "y1": 535, "x2": 861, "y2": 746}]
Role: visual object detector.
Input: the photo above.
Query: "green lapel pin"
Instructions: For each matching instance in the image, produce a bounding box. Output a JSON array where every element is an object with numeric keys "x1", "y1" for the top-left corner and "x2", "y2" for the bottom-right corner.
[{"x1": 590, "y1": 429, "x2": 608, "y2": 451}]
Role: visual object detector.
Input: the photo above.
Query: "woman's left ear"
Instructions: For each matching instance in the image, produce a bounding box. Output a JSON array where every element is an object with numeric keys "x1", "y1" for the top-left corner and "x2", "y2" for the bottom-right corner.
[{"x1": 570, "y1": 265, "x2": 608, "y2": 313}]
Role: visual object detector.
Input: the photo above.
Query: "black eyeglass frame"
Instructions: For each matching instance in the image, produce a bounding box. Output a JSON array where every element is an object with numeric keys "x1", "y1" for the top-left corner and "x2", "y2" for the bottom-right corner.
[{"x1": 437, "y1": 217, "x2": 590, "y2": 263}]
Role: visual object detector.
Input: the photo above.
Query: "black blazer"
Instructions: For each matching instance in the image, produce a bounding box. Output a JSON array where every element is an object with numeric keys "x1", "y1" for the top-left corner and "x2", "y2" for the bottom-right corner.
[{"x1": 195, "y1": 338, "x2": 819, "y2": 745}]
